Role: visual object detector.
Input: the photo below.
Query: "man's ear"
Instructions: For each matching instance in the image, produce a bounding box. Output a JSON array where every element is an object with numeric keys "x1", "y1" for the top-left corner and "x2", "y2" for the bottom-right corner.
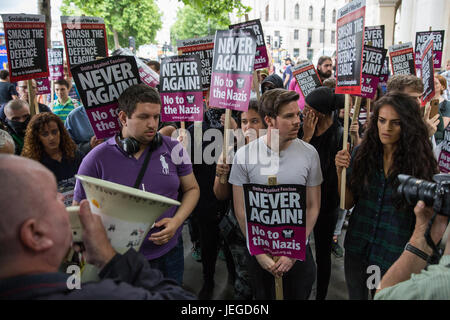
[
  {"x1": 20, "y1": 219, "x2": 53, "y2": 252},
  {"x1": 265, "y1": 115, "x2": 275, "y2": 128},
  {"x1": 118, "y1": 110, "x2": 127, "y2": 127}
]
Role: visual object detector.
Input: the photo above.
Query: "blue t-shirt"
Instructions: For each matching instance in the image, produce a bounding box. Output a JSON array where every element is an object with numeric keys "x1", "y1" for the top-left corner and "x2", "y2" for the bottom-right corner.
[
  {"x1": 283, "y1": 65, "x2": 293, "y2": 89},
  {"x1": 73, "y1": 135, "x2": 193, "y2": 260}
]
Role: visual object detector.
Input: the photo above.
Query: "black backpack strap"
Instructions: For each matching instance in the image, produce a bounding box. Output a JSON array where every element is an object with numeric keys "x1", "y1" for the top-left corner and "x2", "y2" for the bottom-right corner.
[{"x1": 133, "y1": 147, "x2": 153, "y2": 189}]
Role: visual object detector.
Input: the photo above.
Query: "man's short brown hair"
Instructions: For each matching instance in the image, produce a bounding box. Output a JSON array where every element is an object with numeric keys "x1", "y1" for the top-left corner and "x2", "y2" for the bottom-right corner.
[
  {"x1": 387, "y1": 74, "x2": 424, "y2": 94},
  {"x1": 259, "y1": 88, "x2": 299, "y2": 119}
]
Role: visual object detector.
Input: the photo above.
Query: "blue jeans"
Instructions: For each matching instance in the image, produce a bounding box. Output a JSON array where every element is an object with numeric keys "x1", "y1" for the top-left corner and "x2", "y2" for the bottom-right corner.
[{"x1": 148, "y1": 236, "x2": 184, "y2": 286}]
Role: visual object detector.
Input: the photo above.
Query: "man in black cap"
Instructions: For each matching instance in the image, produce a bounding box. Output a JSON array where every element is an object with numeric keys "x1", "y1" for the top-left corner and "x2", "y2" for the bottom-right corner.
[
  {"x1": 299, "y1": 86, "x2": 346, "y2": 300},
  {"x1": 282, "y1": 57, "x2": 293, "y2": 89}
]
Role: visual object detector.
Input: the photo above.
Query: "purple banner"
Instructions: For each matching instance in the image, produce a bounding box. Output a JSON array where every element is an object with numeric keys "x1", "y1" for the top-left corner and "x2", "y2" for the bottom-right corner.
[
  {"x1": 36, "y1": 78, "x2": 51, "y2": 95},
  {"x1": 438, "y1": 127, "x2": 450, "y2": 173},
  {"x1": 160, "y1": 54, "x2": 203, "y2": 122},
  {"x1": 85, "y1": 103, "x2": 121, "y2": 139},
  {"x1": 48, "y1": 48, "x2": 64, "y2": 80},
  {"x1": 243, "y1": 184, "x2": 307, "y2": 261},
  {"x1": 209, "y1": 29, "x2": 256, "y2": 111},
  {"x1": 230, "y1": 19, "x2": 269, "y2": 70}
]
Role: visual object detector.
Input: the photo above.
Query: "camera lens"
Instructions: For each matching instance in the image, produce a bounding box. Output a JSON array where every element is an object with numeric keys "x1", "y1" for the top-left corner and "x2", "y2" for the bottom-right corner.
[{"x1": 397, "y1": 174, "x2": 436, "y2": 206}]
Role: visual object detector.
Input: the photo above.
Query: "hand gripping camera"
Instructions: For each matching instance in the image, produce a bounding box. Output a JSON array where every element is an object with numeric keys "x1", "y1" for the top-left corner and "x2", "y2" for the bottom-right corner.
[{"x1": 397, "y1": 173, "x2": 450, "y2": 262}]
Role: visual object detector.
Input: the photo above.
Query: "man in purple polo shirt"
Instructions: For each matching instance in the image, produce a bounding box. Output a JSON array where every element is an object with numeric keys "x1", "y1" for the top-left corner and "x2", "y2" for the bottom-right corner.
[{"x1": 73, "y1": 84, "x2": 200, "y2": 286}]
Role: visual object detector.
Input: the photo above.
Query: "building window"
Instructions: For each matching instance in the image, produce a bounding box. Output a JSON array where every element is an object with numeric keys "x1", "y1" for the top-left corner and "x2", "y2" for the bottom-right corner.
[
  {"x1": 265, "y1": 5, "x2": 269, "y2": 21},
  {"x1": 309, "y1": 6, "x2": 313, "y2": 21},
  {"x1": 275, "y1": 10, "x2": 279, "y2": 21},
  {"x1": 331, "y1": 30, "x2": 336, "y2": 44},
  {"x1": 294, "y1": 29, "x2": 299, "y2": 40},
  {"x1": 320, "y1": 29, "x2": 324, "y2": 43},
  {"x1": 275, "y1": 30, "x2": 280, "y2": 37},
  {"x1": 307, "y1": 48, "x2": 314, "y2": 60},
  {"x1": 295, "y1": 4, "x2": 300, "y2": 20},
  {"x1": 307, "y1": 28, "x2": 313, "y2": 46},
  {"x1": 321, "y1": 7, "x2": 325, "y2": 23},
  {"x1": 294, "y1": 48, "x2": 300, "y2": 57},
  {"x1": 332, "y1": 9, "x2": 336, "y2": 23}
]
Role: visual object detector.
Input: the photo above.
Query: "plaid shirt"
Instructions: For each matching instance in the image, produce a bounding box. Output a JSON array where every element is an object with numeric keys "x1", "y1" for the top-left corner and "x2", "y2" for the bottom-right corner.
[{"x1": 344, "y1": 152, "x2": 415, "y2": 275}]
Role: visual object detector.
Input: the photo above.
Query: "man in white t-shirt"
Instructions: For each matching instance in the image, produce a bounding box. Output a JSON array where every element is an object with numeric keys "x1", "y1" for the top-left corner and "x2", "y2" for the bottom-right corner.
[{"x1": 229, "y1": 88, "x2": 322, "y2": 299}]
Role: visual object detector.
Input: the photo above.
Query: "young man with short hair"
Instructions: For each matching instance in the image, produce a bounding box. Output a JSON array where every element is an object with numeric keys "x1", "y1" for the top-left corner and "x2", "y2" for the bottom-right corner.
[
  {"x1": 229, "y1": 89, "x2": 322, "y2": 299},
  {"x1": 52, "y1": 79, "x2": 80, "y2": 123}
]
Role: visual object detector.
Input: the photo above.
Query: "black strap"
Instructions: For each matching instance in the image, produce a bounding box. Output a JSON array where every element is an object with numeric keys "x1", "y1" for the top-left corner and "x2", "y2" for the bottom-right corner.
[
  {"x1": 404, "y1": 242, "x2": 430, "y2": 261},
  {"x1": 133, "y1": 147, "x2": 153, "y2": 189}
]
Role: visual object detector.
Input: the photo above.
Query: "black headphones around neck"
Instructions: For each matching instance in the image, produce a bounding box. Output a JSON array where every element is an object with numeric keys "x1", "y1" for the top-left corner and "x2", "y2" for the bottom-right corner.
[{"x1": 117, "y1": 131, "x2": 163, "y2": 155}]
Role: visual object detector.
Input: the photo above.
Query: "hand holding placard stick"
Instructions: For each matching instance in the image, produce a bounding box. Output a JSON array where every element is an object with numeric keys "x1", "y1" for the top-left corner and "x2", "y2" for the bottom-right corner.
[
  {"x1": 340, "y1": 94, "x2": 351, "y2": 210},
  {"x1": 267, "y1": 175, "x2": 283, "y2": 301}
]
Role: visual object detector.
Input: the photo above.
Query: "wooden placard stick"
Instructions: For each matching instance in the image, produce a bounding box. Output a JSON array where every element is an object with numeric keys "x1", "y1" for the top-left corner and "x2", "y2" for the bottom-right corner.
[
  {"x1": 366, "y1": 98, "x2": 371, "y2": 125},
  {"x1": 350, "y1": 96, "x2": 362, "y2": 148},
  {"x1": 50, "y1": 80, "x2": 54, "y2": 108},
  {"x1": 177, "y1": 49, "x2": 187, "y2": 131},
  {"x1": 220, "y1": 108, "x2": 232, "y2": 184},
  {"x1": 253, "y1": 70, "x2": 261, "y2": 101},
  {"x1": 27, "y1": 80, "x2": 38, "y2": 116},
  {"x1": 267, "y1": 175, "x2": 283, "y2": 300},
  {"x1": 340, "y1": 94, "x2": 351, "y2": 210}
]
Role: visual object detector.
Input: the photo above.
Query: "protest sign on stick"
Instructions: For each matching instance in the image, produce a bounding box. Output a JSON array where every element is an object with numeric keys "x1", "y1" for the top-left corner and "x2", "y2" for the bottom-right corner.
[
  {"x1": 48, "y1": 48, "x2": 64, "y2": 80},
  {"x1": 36, "y1": 78, "x2": 51, "y2": 95},
  {"x1": 420, "y1": 37, "x2": 435, "y2": 106},
  {"x1": 243, "y1": 182, "x2": 307, "y2": 265},
  {"x1": 389, "y1": 42, "x2": 416, "y2": 76},
  {"x1": 229, "y1": 19, "x2": 269, "y2": 70},
  {"x1": 2, "y1": 14, "x2": 49, "y2": 83},
  {"x1": 364, "y1": 25, "x2": 384, "y2": 49},
  {"x1": 415, "y1": 30, "x2": 445, "y2": 70},
  {"x1": 61, "y1": 16, "x2": 108, "y2": 77},
  {"x1": 359, "y1": 45, "x2": 387, "y2": 99},
  {"x1": 71, "y1": 55, "x2": 141, "y2": 139},
  {"x1": 335, "y1": 0, "x2": 366, "y2": 96},
  {"x1": 292, "y1": 61, "x2": 322, "y2": 98},
  {"x1": 160, "y1": 54, "x2": 203, "y2": 122},
  {"x1": 177, "y1": 36, "x2": 214, "y2": 91}
]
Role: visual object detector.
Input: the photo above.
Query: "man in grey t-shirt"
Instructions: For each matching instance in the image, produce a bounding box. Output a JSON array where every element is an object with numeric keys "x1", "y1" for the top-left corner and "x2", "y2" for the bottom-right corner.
[{"x1": 229, "y1": 89, "x2": 322, "y2": 299}]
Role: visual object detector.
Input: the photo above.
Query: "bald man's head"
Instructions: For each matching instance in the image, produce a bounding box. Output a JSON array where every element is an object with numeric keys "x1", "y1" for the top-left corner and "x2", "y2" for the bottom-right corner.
[{"x1": 0, "y1": 155, "x2": 71, "y2": 266}]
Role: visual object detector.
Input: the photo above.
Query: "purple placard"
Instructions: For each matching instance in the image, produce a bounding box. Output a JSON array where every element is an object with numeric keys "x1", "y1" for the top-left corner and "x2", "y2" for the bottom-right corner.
[
  {"x1": 359, "y1": 45, "x2": 387, "y2": 99},
  {"x1": 243, "y1": 184, "x2": 307, "y2": 261},
  {"x1": 85, "y1": 103, "x2": 121, "y2": 139},
  {"x1": 160, "y1": 54, "x2": 203, "y2": 122},
  {"x1": 36, "y1": 78, "x2": 51, "y2": 95},
  {"x1": 438, "y1": 127, "x2": 450, "y2": 173},
  {"x1": 415, "y1": 30, "x2": 445, "y2": 70},
  {"x1": 209, "y1": 29, "x2": 256, "y2": 111},
  {"x1": 70, "y1": 55, "x2": 141, "y2": 139},
  {"x1": 48, "y1": 48, "x2": 64, "y2": 80},
  {"x1": 230, "y1": 19, "x2": 269, "y2": 70}
]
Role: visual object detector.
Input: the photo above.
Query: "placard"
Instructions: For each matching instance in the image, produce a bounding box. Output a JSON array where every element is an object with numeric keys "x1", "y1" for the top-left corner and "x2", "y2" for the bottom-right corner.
[
  {"x1": 379, "y1": 57, "x2": 390, "y2": 83},
  {"x1": 364, "y1": 25, "x2": 384, "y2": 49},
  {"x1": 160, "y1": 54, "x2": 203, "y2": 122},
  {"x1": 420, "y1": 37, "x2": 435, "y2": 105},
  {"x1": 359, "y1": 45, "x2": 387, "y2": 99},
  {"x1": 438, "y1": 127, "x2": 450, "y2": 173},
  {"x1": 389, "y1": 42, "x2": 416, "y2": 76},
  {"x1": 292, "y1": 61, "x2": 322, "y2": 98},
  {"x1": 2, "y1": 14, "x2": 49, "y2": 82},
  {"x1": 209, "y1": 29, "x2": 257, "y2": 111},
  {"x1": 48, "y1": 48, "x2": 64, "y2": 80},
  {"x1": 177, "y1": 35, "x2": 214, "y2": 90},
  {"x1": 71, "y1": 56, "x2": 141, "y2": 139},
  {"x1": 335, "y1": 0, "x2": 366, "y2": 95},
  {"x1": 415, "y1": 30, "x2": 445, "y2": 70},
  {"x1": 61, "y1": 16, "x2": 108, "y2": 76},
  {"x1": 36, "y1": 77, "x2": 51, "y2": 95},
  {"x1": 229, "y1": 19, "x2": 269, "y2": 70},
  {"x1": 243, "y1": 184, "x2": 307, "y2": 261}
]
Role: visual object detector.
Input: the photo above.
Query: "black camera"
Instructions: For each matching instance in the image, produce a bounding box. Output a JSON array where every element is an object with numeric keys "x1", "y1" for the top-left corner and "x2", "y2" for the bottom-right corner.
[{"x1": 397, "y1": 174, "x2": 450, "y2": 217}]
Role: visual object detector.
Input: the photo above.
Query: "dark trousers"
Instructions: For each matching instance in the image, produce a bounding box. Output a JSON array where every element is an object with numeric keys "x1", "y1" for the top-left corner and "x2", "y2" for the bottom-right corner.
[
  {"x1": 344, "y1": 252, "x2": 376, "y2": 300},
  {"x1": 313, "y1": 206, "x2": 338, "y2": 300},
  {"x1": 148, "y1": 236, "x2": 184, "y2": 286},
  {"x1": 248, "y1": 244, "x2": 316, "y2": 300}
]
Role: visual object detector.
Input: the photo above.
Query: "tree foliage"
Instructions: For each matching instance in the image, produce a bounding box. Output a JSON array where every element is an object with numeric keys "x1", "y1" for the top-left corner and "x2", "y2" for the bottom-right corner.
[
  {"x1": 61, "y1": 0, "x2": 162, "y2": 49},
  {"x1": 180, "y1": 0, "x2": 251, "y2": 17},
  {"x1": 170, "y1": 5, "x2": 230, "y2": 45}
]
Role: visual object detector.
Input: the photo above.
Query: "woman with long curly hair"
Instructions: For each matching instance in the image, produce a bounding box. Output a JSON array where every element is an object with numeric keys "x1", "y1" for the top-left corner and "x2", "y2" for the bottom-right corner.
[
  {"x1": 335, "y1": 92, "x2": 438, "y2": 300},
  {"x1": 21, "y1": 112, "x2": 82, "y2": 205}
]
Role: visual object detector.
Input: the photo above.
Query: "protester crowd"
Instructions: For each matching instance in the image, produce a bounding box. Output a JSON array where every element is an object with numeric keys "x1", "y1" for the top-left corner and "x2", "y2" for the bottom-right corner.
[{"x1": 0, "y1": 54, "x2": 449, "y2": 301}]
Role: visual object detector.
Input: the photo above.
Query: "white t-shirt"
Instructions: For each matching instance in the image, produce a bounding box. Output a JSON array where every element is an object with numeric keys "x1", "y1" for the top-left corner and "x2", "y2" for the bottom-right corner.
[{"x1": 229, "y1": 136, "x2": 323, "y2": 187}]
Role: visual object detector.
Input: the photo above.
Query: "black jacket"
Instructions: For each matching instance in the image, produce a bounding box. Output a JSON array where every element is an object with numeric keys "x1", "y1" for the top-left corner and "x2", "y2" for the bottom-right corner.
[{"x1": 0, "y1": 249, "x2": 196, "y2": 300}]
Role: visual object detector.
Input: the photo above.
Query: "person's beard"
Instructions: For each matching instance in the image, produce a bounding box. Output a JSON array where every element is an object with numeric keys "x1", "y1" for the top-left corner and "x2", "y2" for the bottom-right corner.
[{"x1": 318, "y1": 68, "x2": 332, "y2": 80}]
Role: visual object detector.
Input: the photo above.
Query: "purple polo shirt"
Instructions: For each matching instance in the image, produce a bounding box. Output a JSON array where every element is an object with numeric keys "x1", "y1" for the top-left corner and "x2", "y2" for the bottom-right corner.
[{"x1": 73, "y1": 135, "x2": 192, "y2": 260}]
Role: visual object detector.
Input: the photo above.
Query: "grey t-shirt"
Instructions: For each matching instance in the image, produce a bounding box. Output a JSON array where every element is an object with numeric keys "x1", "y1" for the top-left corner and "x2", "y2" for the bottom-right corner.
[{"x1": 229, "y1": 136, "x2": 323, "y2": 187}]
